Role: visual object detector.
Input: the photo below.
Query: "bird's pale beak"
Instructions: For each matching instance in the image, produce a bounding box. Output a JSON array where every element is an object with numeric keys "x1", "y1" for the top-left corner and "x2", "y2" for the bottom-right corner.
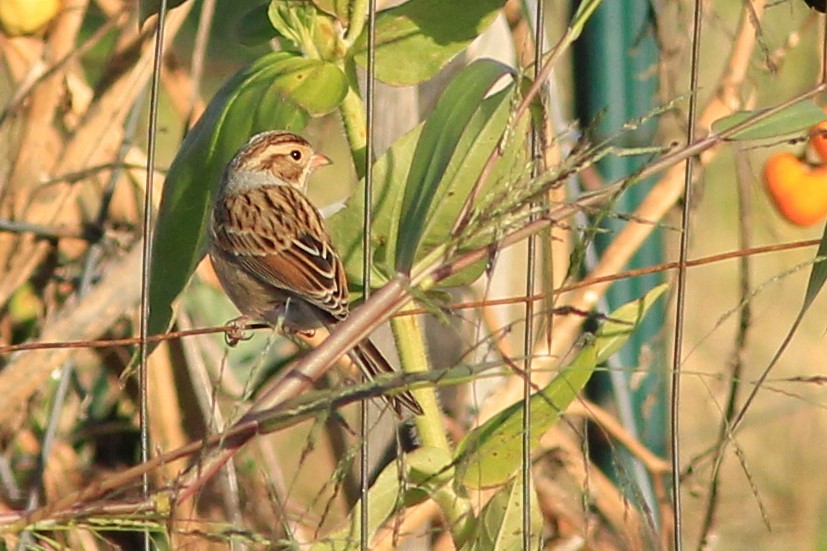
[{"x1": 310, "y1": 153, "x2": 333, "y2": 169}]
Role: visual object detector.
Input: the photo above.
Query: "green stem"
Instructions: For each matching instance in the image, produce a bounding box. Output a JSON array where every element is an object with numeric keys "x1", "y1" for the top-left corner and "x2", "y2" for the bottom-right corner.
[
  {"x1": 391, "y1": 303, "x2": 475, "y2": 545},
  {"x1": 338, "y1": 60, "x2": 368, "y2": 179},
  {"x1": 433, "y1": 485, "x2": 475, "y2": 545},
  {"x1": 345, "y1": 0, "x2": 367, "y2": 47},
  {"x1": 390, "y1": 305, "x2": 449, "y2": 451}
]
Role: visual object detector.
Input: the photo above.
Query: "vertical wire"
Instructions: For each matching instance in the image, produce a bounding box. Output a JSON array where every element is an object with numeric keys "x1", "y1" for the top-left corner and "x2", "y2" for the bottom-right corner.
[
  {"x1": 523, "y1": 1, "x2": 545, "y2": 548},
  {"x1": 141, "y1": 2, "x2": 168, "y2": 548},
  {"x1": 360, "y1": 0, "x2": 378, "y2": 548},
  {"x1": 671, "y1": 0, "x2": 704, "y2": 548}
]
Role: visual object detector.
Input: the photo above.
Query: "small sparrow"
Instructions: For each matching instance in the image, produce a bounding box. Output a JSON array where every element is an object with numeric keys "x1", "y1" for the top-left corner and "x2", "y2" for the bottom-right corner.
[{"x1": 208, "y1": 131, "x2": 423, "y2": 416}]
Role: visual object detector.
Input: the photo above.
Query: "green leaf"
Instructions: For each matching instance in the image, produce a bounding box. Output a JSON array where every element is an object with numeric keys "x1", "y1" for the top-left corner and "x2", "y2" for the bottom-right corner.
[
  {"x1": 267, "y1": 56, "x2": 348, "y2": 114},
  {"x1": 389, "y1": 60, "x2": 507, "y2": 273},
  {"x1": 456, "y1": 343, "x2": 596, "y2": 491},
  {"x1": 464, "y1": 475, "x2": 542, "y2": 551},
  {"x1": 803, "y1": 225, "x2": 827, "y2": 312},
  {"x1": 268, "y1": 0, "x2": 316, "y2": 50},
  {"x1": 351, "y1": 0, "x2": 506, "y2": 86},
  {"x1": 267, "y1": 0, "x2": 343, "y2": 60},
  {"x1": 148, "y1": 51, "x2": 333, "y2": 340},
  {"x1": 327, "y1": 59, "x2": 525, "y2": 289},
  {"x1": 725, "y1": 223, "x2": 827, "y2": 446},
  {"x1": 408, "y1": 446, "x2": 454, "y2": 488},
  {"x1": 310, "y1": 0, "x2": 350, "y2": 24},
  {"x1": 454, "y1": 284, "x2": 667, "y2": 489},
  {"x1": 593, "y1": 283, "x2": 669, "y2": 363},
  {"x1": 752, "y1": 225, "x2": 827, "y2": 407},
  {"x1": 328, "y1": 123, "x2": 420, "y2": 288},
  {"x1": 711, "y1": 101, "x2": 827, "y2": 141},
  {"x1": 395, "y1": 59, "x2": 517, "y2": 273},
  {"x1": 139, "y1": 0, "x2": 188, "y2": 24}
]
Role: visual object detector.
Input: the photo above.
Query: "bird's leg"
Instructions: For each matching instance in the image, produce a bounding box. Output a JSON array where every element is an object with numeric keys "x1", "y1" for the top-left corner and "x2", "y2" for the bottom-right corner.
[
  {"x1": 279, "y1": 298, "x2": 315, "y2": 338},
  {"x1": 225, "y1": 315, "x2": 253, "y2": 347},
  {"x1": 274, "y1": 299, "x2": 288, "y2": 334}
]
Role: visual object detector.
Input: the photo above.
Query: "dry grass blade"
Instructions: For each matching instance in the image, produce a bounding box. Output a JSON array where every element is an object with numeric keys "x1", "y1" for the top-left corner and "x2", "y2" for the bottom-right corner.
[{"x1": 2, "y1": 1, "x2": 825, "y2": 548}]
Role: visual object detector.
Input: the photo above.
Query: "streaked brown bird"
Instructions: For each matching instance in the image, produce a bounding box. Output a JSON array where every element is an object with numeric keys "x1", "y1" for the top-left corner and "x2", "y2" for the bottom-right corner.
[{"x1": 208, "y1": 130, "x2": 423, "y2": 416}]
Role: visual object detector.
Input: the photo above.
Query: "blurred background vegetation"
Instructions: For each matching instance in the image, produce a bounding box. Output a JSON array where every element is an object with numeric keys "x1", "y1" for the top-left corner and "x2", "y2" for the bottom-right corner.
[{"x1": 1, "y1": 0, "x2": 827, "y2": 549}]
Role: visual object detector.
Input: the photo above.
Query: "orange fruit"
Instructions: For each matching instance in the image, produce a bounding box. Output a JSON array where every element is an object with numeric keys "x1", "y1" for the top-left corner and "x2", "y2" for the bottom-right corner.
[
  {"x1": 763, "y1": 152, "x2": 827, "y2": 227},
  {"x1": 810, "y1": 119, "x2": 827, "y2": 163}
]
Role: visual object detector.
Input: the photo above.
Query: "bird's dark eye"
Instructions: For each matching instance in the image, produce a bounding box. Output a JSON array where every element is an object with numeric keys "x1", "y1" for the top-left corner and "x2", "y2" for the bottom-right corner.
[{"x1": 290, "y1": 150, "x2": 302, "y2": 161}]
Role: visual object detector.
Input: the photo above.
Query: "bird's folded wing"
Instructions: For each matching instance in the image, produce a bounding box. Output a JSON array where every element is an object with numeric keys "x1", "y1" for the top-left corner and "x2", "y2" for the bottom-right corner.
[{"x1": 211, "y1": 186, "x2": 349, "y2": 320}]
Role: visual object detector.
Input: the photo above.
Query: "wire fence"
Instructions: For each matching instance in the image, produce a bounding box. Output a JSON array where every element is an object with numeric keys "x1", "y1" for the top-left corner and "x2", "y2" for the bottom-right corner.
[{"x1": 1, "y1": 1, "x2": 827, "y2": 549}]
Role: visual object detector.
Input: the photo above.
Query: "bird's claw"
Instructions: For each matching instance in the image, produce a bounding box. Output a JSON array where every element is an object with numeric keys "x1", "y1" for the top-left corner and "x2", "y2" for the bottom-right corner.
[
  {"x1": 279, "y1": 323, "x2": 315, "y2": 339},
  {"x1": 225, "y1": 316, "x2": 253, "y2": 347},
  {"x1": 274, "y1": 308, "x2": 314, "y2": 339}
]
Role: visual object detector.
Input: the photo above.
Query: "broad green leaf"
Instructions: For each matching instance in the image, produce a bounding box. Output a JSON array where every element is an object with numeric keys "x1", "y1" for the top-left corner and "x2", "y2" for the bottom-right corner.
[
  {"x1": 456, "y1": 343, "x2": 596, "y2": 491},
  {"x1": 593, "y1": 283, "x2": 669, "y2": 362},
  {"x1": 266, "y1": 56, "x2": 348, "y2": 114},
  {"x1": 309, "y1": 10, "x2": 344, "y2": 60},
  {"x1": 408, "y1": 446, "x2": 454, "y2": 488},
  {"x1": 311, "y1": 447, "x2": 445, "y2": 550},
  {"x1": 351, "y1": 0, "x2": 506, "y2": 86},
  {"x1": 464, "y1": 475, "x2": 542, "y2": 551},
  {"x1": 327, "y1": 59, "x2": 525, "y2": 289},
  {"x1": 139, "y1": 0, "x2": 188, "y2": 24},
  {"x1": 328, "y1": 124, "x2": 420, "y2": 288},
  {"x1": 711, "y1": 101, "x2": 827, "y2": 141},
  {"x1": 149, "y1": 51, "x2": 329, "y2": 340},
  {"x1": 395, "y1": 59, "x2": 517, "y2": 273},
  {"x1": 454, "y1": 284, "x2": 667, "y2": 489}
]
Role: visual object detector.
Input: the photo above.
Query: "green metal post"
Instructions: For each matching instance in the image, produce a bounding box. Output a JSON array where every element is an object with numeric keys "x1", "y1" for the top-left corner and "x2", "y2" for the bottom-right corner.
[{"x1": 572, "y1": 0, "x2": 667, "y2": 517}]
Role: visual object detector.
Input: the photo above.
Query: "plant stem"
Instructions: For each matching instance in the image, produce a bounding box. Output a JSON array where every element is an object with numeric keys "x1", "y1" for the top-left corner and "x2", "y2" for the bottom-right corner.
[
  {"x1": 390, "y1": 303, "x2": 475, "y2": 545},
  {"x1": 390, "y1": 304, "x2": 449, "y2": 451},
  {"x1": 345, "y1": 0, "x2": 367, "y2": 47},
  {"x1": 432, "y1": 485, "x2": 475, "y2": 545},
  {"x1": 338, "y1": 60, "x2": 368, "y2": 179}
]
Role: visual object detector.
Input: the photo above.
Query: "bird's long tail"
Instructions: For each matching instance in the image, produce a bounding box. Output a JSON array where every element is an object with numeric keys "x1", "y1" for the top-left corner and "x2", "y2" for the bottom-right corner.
[{"x1": 349, "y1": 339, "x2": 424, "y2": 417}]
